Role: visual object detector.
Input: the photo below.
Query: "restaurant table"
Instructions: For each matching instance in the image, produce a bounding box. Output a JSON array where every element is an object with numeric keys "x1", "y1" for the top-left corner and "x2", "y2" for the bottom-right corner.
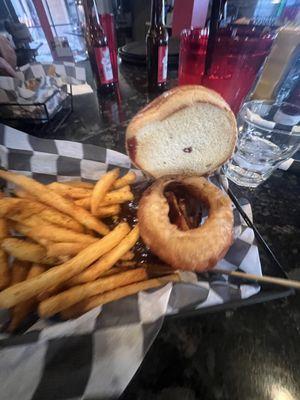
[{"x1": 5, "y1": 61, "x2": 300, "y2": 400}]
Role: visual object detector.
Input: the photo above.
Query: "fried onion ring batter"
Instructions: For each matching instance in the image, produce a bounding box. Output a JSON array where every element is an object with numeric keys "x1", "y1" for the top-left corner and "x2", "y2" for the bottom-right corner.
[{"x1": 138, "y1": 176, "x2": 233, "y2": 272}]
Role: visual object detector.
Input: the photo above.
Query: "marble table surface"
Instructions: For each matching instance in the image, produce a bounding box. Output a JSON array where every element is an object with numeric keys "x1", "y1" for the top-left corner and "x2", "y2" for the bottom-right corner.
[{"x1": 7, "y1": 61, "x2": 300, "y2": 400}]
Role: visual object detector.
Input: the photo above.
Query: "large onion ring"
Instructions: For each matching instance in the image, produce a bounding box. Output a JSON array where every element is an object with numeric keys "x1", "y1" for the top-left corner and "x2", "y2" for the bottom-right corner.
[{"x1": 138, "y1": 175, "x2": 233, "y2": 272}]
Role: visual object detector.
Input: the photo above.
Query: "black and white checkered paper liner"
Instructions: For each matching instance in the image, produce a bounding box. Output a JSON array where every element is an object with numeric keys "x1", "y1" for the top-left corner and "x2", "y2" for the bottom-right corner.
[{"x1": 0, "y1": 124, "x2": 261, "y2": 400}]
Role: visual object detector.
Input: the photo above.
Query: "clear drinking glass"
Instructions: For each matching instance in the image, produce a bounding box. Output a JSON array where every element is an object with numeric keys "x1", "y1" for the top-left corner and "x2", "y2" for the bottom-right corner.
[{"x1": 223, "y1": 100, "x2": 300, "y2": 187}]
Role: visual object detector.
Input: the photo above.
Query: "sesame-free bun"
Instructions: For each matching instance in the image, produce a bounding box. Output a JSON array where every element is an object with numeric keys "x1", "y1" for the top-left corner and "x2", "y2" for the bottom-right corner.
[{"x1": 126, "y1": 85, "x2": 237, "y2": 178}]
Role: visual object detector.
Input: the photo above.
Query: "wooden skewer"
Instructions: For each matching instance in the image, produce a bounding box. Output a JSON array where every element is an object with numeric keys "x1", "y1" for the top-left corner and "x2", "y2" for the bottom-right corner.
[{"x1": 213, "y1": 268, "x2": 300, "y2": 290}]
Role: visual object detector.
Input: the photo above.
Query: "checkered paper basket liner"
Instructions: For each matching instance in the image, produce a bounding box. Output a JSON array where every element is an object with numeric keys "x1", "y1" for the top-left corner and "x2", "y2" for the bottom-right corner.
[{"x1": 0, "y1": 124, "x2": 261, "y2": 400}]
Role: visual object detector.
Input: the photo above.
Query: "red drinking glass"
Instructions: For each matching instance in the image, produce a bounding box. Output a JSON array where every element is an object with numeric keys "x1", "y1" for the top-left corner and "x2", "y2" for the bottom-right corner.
[
  {"x1": 178, "y1": 27, "x2": 208, "y2": 86},
  {"x1": 201, "y1": 26, "x2": 276, "y2": 114}
]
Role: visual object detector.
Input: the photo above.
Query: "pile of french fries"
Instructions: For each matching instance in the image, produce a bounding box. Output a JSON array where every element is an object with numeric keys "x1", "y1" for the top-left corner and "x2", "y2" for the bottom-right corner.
[{"x1": 0, "y1": 168, "x2": 179, "y2": 332}]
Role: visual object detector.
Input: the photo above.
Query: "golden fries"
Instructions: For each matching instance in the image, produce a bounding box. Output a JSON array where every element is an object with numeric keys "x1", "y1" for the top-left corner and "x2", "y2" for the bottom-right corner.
[
  {"x1": 38, "y1": 208, "x2": 84, "y2": 233},
  {"x1": 94, "y1": 204, "x2": 121, "y2": 218},
  {"x1": 0, "y1": 168, "x2": 177, "y2": 327},
  {"x1": 69, "y1": 225, "x2": 139, "y2": 285},
  {"x1": 99, "y1": 266, "x2": 134, "y2": 277},
  {"x1": 61, "y1": 274, "x2": 180, "y2": 319},
  {"x1": 0, "y1": 218, "x2": 8, "y2": 238},
  {"x1": 0, "y1": 198, "x2": 84, "y2": 233},
  {"x1": 62, "y1": 180, "x2": 94, "y2": 189},
  {"x1": 113, "y1": 171, "x2": 136, "y2": 189},
  {"x1": 116, "y1": 260, "x2": 137, "y2": 268},
  {"x1": 0, "y1": 223, "x2": 130, "y2": 308},
  {"x1": 13, "y1": 222, "x2": 97, "y2": 244},
  {"x1": 73, "y1": 197, "x2": 90, "y2": 210},
  {"x1": 75, "y1": 186, "x2": 134, "y2": 210},
  {"x1": 91, "y1": 168, "x2": 119, "y2": 215},
  {"x1": 46, "y1": 242, "x2": 89, "y2": 257},
  {"x1": 1, "y1": 238, "x2": 56, "y2": 265},
  {"x1": 48, "y1": 182, "x2": 92, "y2": 199},
  {"x1": 0, "y1": 249, "x2": 10, "y2": 290},
  {"x1": 0, "y1": 198, "x2": 31, "y2": 218},
  {"x1": 11, "y1": 260, "x2": 31, "y2": 284},
  {"x1": 39, "y1": 267, "x2": 153, "y2": 318},
  {"x1": 121, "y1": 251, "x2": 135, "y2": 261},
  {"x1": 8, "y1": 264, "x2": 46, "y2": 332},
  {"x1": 97, "y1": 187, "x2": 133, "y2": 207},
  {"x1": 14, "y1": 189, "x2": 36, "y2": 201},
  {"x1": 0, "y1": 170, "x2": 109, "y2": 235},
  {"x1": 0, "y1": 217, "x2": 10, "y2": 290}
]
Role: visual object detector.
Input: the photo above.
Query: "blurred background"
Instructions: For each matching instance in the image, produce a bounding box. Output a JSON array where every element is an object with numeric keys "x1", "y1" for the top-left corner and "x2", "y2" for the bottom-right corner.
[{"x1": 0, "y1": 0, "x2": 299, "y2": 66}]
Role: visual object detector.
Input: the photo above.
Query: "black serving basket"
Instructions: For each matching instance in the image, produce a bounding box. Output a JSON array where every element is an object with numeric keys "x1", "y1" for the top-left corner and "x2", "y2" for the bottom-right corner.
[
  {"x1": 0, "y1": 85, "x2": 73, "y2": 133},
  {"x1": 167, "y1": 185, "x2": 294, "y2": 320}
]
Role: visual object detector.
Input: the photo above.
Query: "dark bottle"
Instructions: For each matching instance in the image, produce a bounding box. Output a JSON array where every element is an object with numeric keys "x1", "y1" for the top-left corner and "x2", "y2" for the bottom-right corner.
[
  {"x1": 83, "y1": 0, "x2": 115, "y2": 93},
  {"x1": 146, "y1": 0, "x2": 169, "y2": 92},
  {"x1": 98, "y1": 0, "x2": 118, "y2": 83}
]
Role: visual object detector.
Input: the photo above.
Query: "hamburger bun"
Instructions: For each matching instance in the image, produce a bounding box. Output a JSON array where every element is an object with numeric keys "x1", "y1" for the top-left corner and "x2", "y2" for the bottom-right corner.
[{"x1": 126, "y1": 85, "x2": 237, "y2": 178}]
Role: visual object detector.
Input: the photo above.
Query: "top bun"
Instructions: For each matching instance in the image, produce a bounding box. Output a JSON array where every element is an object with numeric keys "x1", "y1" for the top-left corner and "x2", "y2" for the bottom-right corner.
[{"x1": 126, "y1": 85, "x2": 237, "y2": 178}]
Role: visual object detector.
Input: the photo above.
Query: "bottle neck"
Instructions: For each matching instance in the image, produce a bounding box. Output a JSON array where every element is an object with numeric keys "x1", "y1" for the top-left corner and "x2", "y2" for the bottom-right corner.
[
  {"x1": 97, "y1": 0, "x2": 112, "y2": 14},
  {"x1": 150, "y1": 0, "x2": 165, "y2": 27},
  {"x1": 83, "y1": 0, "x2": 103, "y2": 30}
]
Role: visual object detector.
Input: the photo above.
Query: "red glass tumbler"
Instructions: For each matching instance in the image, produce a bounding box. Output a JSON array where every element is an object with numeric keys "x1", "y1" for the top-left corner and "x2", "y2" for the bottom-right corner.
[
  {"x1": 178, "y1": 27, "x2": 208, "y2": 86},
  {"x1": 201, "y1": 26, "x2": 276, "y2": 114}
]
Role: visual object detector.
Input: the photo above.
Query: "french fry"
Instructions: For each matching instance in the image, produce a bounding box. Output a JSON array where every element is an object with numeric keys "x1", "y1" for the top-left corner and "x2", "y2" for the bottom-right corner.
[
  {"x1": 120, "y1": 251, "x2": 135, "y2": 261},
  {"x1": 14, "y1": 189, "x2": 36, "y2": 201},
  {"x1": 38, "y1": 208, "x2": 84, "y2": 233},
  {"x1": 61, "y1": 274, "x2": 180, "y2": 319},
  {"x1": 62, "y1": 180, "x2": 94, "y2": 189},
  {"x1": 99, "y1": 266, "x2": 134, "y2": 277},
  {"x1": 39, "y1": 267, "x2": 154, "y2": 318},
  {"x1": 116, "y1": 260, "x2": 137, "y2": 268},
  {"x1": 48, "y1": 182, "x2": 92, "y2": 199},
  {"x1": 73, "y1": 197, "x2": 90, "y2": 210},
  {"x1": 114, "y1": 262, "x2": 174, "y2": 275},
  {"x1": 11, "y1": 222, "x2": 49, "y2": 246},
  {"x1": 137, "y1": 263, "x2": 175, "y2": 277},
  {"x1": 94, "y1": 204, "x2": 121, "y2": 218},
  {"x1": 69, "y1": 225, "x2": 139, "y2": 285},
  {"x1": 75, "y1": 186, "x2": 134, "y2": 210},
  {"x1": 13, "y1": 222, "x2": 97, "y2": 244},
  {"x1": 0, "y1": 198, "x2": 31, "y2": 218},
  {"x1": 91, "y1": 168, "x2": 120, "y2": 215},
  {"x1": 0, "y1": 170, "x2": 109, "y2": 235},
  {"x1": 8, "y1": 264, "x2": 46, "y2": 332},
  {"x1": 0, "y1": 249, "x2": 10, "y2": 290},
  {"x1": 113, "y1": 171, "x2": 136, "y2": 189},
  {"x1": 0, "y1": 198, "x2": 84, "y2": 233},
  {"x1": 0, "y1": 216, "x2": 10, "y2": 289},
  {"x1": 46, "y1": 242, "x2": 89, "y2": 257},
  {"x1": 0, "y1": 218, "x2": 8, "y2": 239},
  {"x1": 1, "y1": 238, "x2": 57, "y2": 265},
  {"x1": 0, "y1": 222, "x2": 130, "y2": 309},
  {"x1": 97, "y1": 188, "x2": 133, "y2": 207},
  {"x1": 10, "y1": 260, "x2": 30, "y2": 284},
  {"x1": 36, "y1": 281, "x2": 66, "y2": 302}
]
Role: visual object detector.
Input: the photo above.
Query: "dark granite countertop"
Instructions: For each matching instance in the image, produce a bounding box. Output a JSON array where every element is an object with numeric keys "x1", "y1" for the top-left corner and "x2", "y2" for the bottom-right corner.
[{"x1": 6, "y1": 61, "x2": 300, "y2": 400}]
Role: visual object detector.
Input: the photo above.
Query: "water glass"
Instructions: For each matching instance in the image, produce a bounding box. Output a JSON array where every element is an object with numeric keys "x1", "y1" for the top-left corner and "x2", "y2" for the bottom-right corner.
[{"x1": 223, "y1": 100, "x2": 300, "y2": 187}]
